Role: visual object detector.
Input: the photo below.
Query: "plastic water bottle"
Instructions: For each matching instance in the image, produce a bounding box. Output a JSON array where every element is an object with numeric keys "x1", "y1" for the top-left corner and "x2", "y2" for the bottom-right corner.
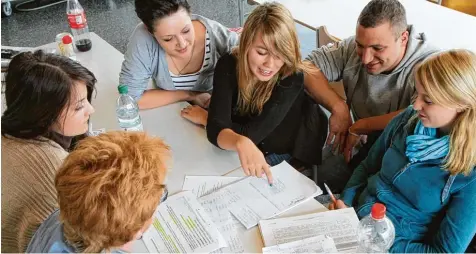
[
  {"x1": 357, "y1": 203, "x2": 395, "y2": 253},
  {"x1": 66, "y1": 0, "x2": 92, "y2": 52},
  {"x1": 116, "y1": 85, "x2": 143, "y2": 131}
]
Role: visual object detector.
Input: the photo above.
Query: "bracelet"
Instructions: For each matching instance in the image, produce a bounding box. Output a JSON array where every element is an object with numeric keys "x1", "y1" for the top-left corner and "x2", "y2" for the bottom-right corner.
[{"x1": 348, "y1": 127, "x2": 360, "y2": 137}]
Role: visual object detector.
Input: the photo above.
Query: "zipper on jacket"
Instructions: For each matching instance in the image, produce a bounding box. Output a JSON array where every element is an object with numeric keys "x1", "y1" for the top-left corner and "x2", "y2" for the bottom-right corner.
[{"x1": 392, "y1": 162, "x2": 412, "y2": 183}]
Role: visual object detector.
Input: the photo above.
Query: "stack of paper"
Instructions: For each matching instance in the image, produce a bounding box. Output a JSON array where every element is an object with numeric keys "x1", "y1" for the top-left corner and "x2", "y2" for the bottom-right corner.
[
  {"x1": 259, "y1": 208, "x2": 360, "y2": 253},
  {"x1": 142, "y1": 161, "x2": 323, "y2": 253},
  {"x1": 183, "y1": 176, "x2": 246, "y2": 253},
  {"x1": 200, "y1": 161, "x2": 322, "y2": 229}
]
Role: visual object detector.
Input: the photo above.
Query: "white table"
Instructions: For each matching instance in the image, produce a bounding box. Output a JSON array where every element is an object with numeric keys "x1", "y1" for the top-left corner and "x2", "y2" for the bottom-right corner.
[
  {"x1": 39, "y1": 33, "x2": 327, "y2": 253},
  {"x1": 253, "y1": 0, "x2": 476, "y2": 52}
]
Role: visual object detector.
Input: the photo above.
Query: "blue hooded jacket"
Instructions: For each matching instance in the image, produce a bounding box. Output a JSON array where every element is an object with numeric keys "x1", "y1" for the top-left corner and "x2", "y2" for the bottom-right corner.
[{"x1": 342, "y1": 106, "x2": 476, "y2": 253}]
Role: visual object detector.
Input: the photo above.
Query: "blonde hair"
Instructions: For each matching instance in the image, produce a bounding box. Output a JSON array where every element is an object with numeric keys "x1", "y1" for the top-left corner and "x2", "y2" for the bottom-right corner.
[
  {"x1": 233, "y1": 2, "x2": 315, "y2": 115},
  {"x1": 415, "y1": 49, "x2": 476, "y2": 175},
  {"x1": 55, "y1": 131, "x2": 170, "y2": 252}
]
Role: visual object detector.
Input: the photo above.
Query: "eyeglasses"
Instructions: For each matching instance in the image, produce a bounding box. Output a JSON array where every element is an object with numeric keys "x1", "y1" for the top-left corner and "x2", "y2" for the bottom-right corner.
[{"x1": 160, "y1": 186, "x2": 168, "y2": 203}]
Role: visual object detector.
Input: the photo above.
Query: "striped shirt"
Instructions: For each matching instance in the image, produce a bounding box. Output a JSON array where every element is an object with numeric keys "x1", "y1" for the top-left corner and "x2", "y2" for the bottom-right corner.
[{"x1": 170, "y1": 31, "x2": 211, "y2": 90}]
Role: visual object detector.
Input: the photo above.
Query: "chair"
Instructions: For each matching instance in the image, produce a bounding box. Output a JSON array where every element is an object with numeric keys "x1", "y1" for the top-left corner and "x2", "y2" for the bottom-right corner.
[{"x1": 238, "y1": 0, "x2": 258, "y2": 25}]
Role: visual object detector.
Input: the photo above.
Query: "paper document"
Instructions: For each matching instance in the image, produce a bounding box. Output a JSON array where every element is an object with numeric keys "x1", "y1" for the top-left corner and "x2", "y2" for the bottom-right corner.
[
  {"x1": 259, "y1": 208, "x2": 359, "y2": 252},
  {"x1": 203, "y1": 161, "x2": 322, "y2": 229},
  {"x1": 262, "y1": 235, "x2": 338, "y2": 253},
  {"x1": 182, "y1": 176, "x2": 242, "y2": 198},
  {"x1": 142, "y1": 191, "x2": 226, "y2": 253},
  {"x1": 182, "y1": 175, "x2": 246, "y2": 253}
]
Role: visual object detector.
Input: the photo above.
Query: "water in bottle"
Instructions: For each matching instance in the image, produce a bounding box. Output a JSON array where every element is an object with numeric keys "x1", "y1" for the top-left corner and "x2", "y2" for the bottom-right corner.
[
  {"x1": 116, "y1": 85, "x2": 143, "y2": 131},
  {"x1": 357, "y1": 203, "x2": 395, "y2": 253}
]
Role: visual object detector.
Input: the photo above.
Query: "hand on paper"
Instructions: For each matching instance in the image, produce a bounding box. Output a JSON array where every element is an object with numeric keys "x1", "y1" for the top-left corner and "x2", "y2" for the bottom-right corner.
[
  {"x1": 327, "y1": 105, "x2": 352, "y2": 153},
  {"x1": 191, "y1": 92, "x2": 211, "y2": 108},
  {"x1": 328, "y1": 199, "x2": 348, "y2": 210},
  {"x1": 181, "y1": 105, "x2": 208, "y2": 126},
  {"x1": 236, "y1": 136, "x2": 273, "y2": 184}
]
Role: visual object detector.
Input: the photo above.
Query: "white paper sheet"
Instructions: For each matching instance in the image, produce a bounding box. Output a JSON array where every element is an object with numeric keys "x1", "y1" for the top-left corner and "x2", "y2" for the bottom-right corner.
[
  {"x1": 182, "y1": 175, "x2": 246, "y2": 253},
  {"x1": 262, "y1": 235, "x2": 338, "y2": 253},
  {"x1": 259, "y1": 208, "x2": 360, "y2": 252},
  {"x1": 142, "y1": 191, "x2": 227, "y2": 253},
  {"x1": 203, "y1": 161, "x2": 322, "y2": 229},
  {"x1": 182, "y1": 176, "x2": 242, "y2": 198}
]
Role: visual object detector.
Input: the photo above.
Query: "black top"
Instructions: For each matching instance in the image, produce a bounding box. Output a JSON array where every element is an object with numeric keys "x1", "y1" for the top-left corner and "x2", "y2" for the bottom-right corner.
[{"x1": 207, "y1": 53, "x2": 307, "y2": 156}]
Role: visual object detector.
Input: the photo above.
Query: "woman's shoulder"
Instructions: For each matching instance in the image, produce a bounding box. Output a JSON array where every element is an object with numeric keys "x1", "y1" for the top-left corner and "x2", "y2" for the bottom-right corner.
[
  {"x1": 217, "y1": 52, "x2": 238, "y2": 67},
  {"x1": 192, "y1": 14, "x2": 239, "y2": 46},
  {"x1": 279, "y1": 71, "x2": 305, "y2": 89},
  {"x1": 129, "y1": 23, "x2": 160, "y2": 49},
  {"x1": 2, "y1": 135, "x2": 68, "y2": 164}
]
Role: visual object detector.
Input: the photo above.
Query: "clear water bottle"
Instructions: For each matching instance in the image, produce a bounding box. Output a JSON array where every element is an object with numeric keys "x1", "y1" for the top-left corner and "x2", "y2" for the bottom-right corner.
[
  {"x1": 66, "y1": 0, "x2": 92, "y2": 52},
  {"x1": 357, "y1": 203, "x2": 395, "y2": 253},
  {"x1": 116, "y1": 85, "x2": 143, "y2": 131}
]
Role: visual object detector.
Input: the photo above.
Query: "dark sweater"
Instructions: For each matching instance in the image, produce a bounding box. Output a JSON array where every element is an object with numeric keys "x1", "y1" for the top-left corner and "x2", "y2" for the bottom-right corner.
[{"x1": 207, "y1": 53, "x2": 307, "y2": 156}]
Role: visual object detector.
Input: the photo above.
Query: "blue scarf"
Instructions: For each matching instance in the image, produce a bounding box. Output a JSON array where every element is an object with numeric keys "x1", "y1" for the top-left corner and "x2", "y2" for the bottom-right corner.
[{"x1": 405, "y1": 120, "x2": 450, "y2": 163}]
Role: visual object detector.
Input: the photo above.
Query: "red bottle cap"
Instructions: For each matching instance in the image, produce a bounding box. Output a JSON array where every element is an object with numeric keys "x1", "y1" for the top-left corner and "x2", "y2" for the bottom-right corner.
[
  {"x1": 62, "y1": 35, "x2": 73, "y2": 44},
  {"x1": 371, "y1": 203, "x2": 386, "y2": 220}
]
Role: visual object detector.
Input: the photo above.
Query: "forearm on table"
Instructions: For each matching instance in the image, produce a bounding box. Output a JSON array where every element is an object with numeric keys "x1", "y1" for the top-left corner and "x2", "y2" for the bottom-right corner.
[
  {"x1": 351, "y1": 109, "x2": 404, "y2": 135},
  {"x1": 216, "y1": 128, "x2": 242, "y2": 151},
  {"x1": 138, "y1": 89, "x2": 193, "y2": 109},
  {"x1": 303, "y1": 69, "x2": 348, "y2": 114}
]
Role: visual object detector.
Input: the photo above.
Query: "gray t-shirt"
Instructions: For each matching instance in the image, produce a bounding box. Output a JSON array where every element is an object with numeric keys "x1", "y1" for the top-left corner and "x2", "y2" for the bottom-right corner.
[
  {"x1": 307, "y1": 25, "x2": 439, "y2": 120},
  {"x1": 119, "y1": 14, "x2": 239, "y2": 100}
]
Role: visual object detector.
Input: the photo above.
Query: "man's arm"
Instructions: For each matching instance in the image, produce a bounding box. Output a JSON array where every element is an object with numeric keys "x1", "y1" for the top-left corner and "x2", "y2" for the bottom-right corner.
[
  {"x1": 303, "y1": 66, "x2": 351, "y2": 150},
  {"x1": 305, "y1": 38, "x2": 355, "y2": 150},
  {"x1": 303, "y1": 65, "x2": 348, "y2": 114},
  {"x1": 350, "y1": 109, "x2": 404, "y2": 135}
]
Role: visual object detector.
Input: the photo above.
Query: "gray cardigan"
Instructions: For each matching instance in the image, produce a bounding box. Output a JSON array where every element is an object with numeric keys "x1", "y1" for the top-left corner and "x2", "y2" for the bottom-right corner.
[{"x1": 119, "y1": 14, "x2": 239, "y2": 100}]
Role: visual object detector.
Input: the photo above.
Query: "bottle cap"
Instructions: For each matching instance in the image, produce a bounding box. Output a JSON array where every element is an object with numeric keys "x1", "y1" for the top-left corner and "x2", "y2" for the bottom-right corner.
[
  {"x1": 118, "y1": 84, "x2": 128, "y2": 94},
  {"x1": 62, "y1": 35, "x2": 73, "y2": 44},
  {"x1": 371, "y1": 203, "x2": 386, "y2": 220}
]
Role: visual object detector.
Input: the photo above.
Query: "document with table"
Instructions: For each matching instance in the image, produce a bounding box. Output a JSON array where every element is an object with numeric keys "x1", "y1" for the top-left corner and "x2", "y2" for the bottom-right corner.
[
  {"x1": 141, "y1": 191, "x2": 227, "y2": 253},
  {"x1": 259, "y1": 208, "x2": 360, "y2": 252},
  {"x1": 183, "y1": 175, "x2": 246, "y2": 253},
  {"x1": 262, "y1": 235, "x2": 338, "y2": 253}
]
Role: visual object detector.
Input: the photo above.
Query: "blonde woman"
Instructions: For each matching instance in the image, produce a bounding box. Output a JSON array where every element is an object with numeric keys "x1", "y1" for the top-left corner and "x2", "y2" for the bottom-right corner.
[
  {"x1": 330, "y1": 49, "x2": 476, "y2": 253},
  {"x1": 183, "y1": 2, "x2": 328, "y2": 182}
]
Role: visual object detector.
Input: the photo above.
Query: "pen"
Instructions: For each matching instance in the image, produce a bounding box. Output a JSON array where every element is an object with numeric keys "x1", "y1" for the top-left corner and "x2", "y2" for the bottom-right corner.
[{"x1": 324, "y1": 183, "x2": 337, "y2": 205}]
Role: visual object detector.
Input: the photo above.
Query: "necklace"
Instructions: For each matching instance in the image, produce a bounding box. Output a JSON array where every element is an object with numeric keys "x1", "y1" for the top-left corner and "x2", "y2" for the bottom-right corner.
[{"x1": 170, "y1": 44, "x2": 195, "y2": 75}]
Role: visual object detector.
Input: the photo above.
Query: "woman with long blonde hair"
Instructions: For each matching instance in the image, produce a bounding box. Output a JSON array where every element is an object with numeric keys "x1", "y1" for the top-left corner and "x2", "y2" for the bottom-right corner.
[
  {"x1": 330, "y1": 49, "x2": 476, "y2": 253},
  {"x1": 183, "y1": 2, "x2": 328, "y2": 182}
]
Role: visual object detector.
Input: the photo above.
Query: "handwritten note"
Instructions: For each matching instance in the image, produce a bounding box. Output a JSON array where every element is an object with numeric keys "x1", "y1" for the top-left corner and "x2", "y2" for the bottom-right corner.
[
  {"x1": 204, "y1": 161, "x2": 322, "y2": 229},
  {"x1": 182, "y1": 176, "x2": 242, "y2": 198}
]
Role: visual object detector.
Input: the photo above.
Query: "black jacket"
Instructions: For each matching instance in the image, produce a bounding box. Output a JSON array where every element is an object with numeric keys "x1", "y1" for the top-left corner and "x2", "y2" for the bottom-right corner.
[{"x1": 207, "y1": 53, "x2": 327, "y2": 166}]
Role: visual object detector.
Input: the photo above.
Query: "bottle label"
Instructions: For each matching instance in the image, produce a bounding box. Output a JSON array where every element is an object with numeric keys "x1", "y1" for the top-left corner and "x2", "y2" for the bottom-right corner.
[
  {"x1": 122, "y1": 123, "x2": 143, "y2": 132},
  {"x1": 67, "y1": 12, "x2": 87, "y2": 29}
]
